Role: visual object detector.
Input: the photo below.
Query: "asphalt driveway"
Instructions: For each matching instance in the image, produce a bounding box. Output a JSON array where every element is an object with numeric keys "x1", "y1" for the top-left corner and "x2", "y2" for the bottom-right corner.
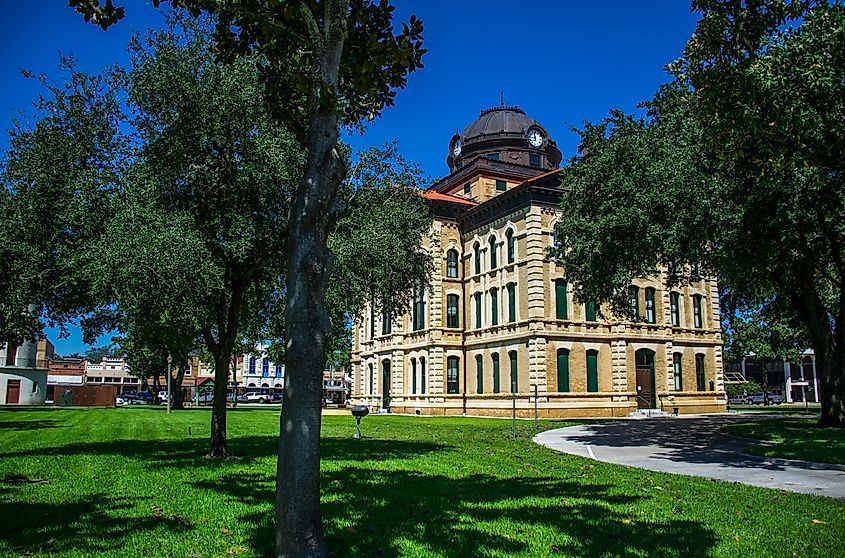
[{"x1": 534, "y1": 414, "x2": 845, "y2": 498}]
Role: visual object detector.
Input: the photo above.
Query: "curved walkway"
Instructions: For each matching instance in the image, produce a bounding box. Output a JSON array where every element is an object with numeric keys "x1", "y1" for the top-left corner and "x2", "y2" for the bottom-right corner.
[{"x1": 534, "y1": 414, "x2": 845, "y2": 498}]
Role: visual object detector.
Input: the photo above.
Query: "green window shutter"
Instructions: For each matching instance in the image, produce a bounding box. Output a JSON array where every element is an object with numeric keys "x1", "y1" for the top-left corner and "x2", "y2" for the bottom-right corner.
[
  {"x1": 696, "y1": 354, "x2": 706, "y2": 391},
  {"x1": 555, "y1": 279, "x2": 568, "y2": 319},
  {"x1": 492, "y1": 354, "x2": 500, "y2": 393},
  {"x1": 476, "y1": 355, "x2": 483, "y2": 394},
  {"x1": 557, "y1": 349, "x2": 570, "y2": 392},
  {"x1": 496, "y1": 179, "x2": 506, "y2": 191},
  {"x1": 420, "y1": 358, "x2": 426, "y2": 394},
  {"x1": 585, "y1": 301, "x2": 596, "y2": 322},
  {"x1": 586, "y1": 350, "x2": 599, "y2": 393},
  {"x1": 507, "y1": 283, "x2": 516, "y2": 322},
  {"x1": 509, "y1": 351, "x2": 518, "y2": 392},
  {"x1": 411, "y1": 360, "x2": 417, "y2": 394},
  {"x1": 491, "y1": 288, "x2": 498, "y2": 326}
]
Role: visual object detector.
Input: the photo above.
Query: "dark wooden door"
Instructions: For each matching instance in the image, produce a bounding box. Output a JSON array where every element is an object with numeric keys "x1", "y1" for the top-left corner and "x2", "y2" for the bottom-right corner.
[
  {"x1": 6, "y1": 379, "x2": 21, "y2": 404},
  {"x1": 381, "y1": 361, "x2": 390, "y2": 410},
  {"x1": 636, "y1": 368, "x2": 652, "y2": 408}
]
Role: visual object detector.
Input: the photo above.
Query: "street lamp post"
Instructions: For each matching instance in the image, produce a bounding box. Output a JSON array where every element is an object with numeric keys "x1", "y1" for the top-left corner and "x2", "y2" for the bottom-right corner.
[{"x1": 166, "y1": 354, "x2": 172, "y2": 414}]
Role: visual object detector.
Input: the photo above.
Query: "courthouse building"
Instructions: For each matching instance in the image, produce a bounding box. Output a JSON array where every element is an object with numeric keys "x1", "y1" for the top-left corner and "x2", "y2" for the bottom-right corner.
[{"x1": 351, "y1": 105, "x2": 726, "y2": 417}]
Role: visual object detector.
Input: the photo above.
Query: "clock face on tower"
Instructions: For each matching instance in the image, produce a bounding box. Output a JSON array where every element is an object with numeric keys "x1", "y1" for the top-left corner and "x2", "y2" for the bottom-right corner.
[
  {"x1": 452, "y1": 139, "x2": 462, "y2": 157},
  {"x1": 527, "y1": 129, "x2": 543, "y2": 148}
]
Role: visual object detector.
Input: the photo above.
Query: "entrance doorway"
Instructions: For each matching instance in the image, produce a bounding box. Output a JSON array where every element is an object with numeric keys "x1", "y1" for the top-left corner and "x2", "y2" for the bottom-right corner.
[
  {"x1": 381, "y1": 360, "x2": 391, "y2": 410},
  {"x1": 6, "y1": 379, "x2": 21, "y2": 404},
  {"x1": 635, "y1": 349, "x2": 656, "y2": 409}
]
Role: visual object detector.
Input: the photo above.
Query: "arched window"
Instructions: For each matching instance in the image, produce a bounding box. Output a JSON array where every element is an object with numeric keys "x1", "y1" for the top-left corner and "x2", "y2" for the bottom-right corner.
[
  {"x1": 557, "y1": 348, "x2": 570, "y2": 392},
  {"x1": 586, "y1": 350, "x2": 599, "y2": 393},
  {"x1": 474, "y1": 292, "x2": 483, "y2": 329},
  {"x1": 446, "y1": 356, "x2": 460, "y2": 394},
  {"x1": 507, "y1": 282, "x2": 516, "y2": 322},
  {"x1": 476, "y1": 354, "x2": 483, "y2": 394},
  {"x1": 369, "y1": 302, "x2": 375, "y2": 339},
  {"x1": 645, "y1": 287, "x2": 656, "y2": 324},
  {"x1": 368, "y1": 363, "x2": 374, "y2": 394},
  {"x1": 506, "y1": 229, "x2": 515, "y2": 264},
  {"x1": 446, "y1": 249, "x2": 459, "y2": 278},
  {"x1": 492, "y1": 353, "x2": 500, "y2": 393},
  {"x1": 382, "y1": 301, "x2": 392, "y2": 335},
  {"x1": 696, "y1": 353, "x2": 706, "y2": 391},
  {"x1": 420, "y1": 357, "x2": 427, "y2": 394},
  {"x1": 489, "y1": 236, "x2": 498, "y2": 269},
  {"x1": 446, "y1": 294, "x2": 460, "y2": 328},
  {"x1": 410, "y1": 358, "x2": 417, "y2": 394},
  {"x1": 673, "y1": 353, "x2": 683, "y2": 391},
  {"x1": 490, "y1": 287, "x2": 499, "y2": 326},
  {"x1": 473, "y1": 242, "x2": 481, "y2": 275},
  {"x1": 670, "y1": 292, "x2": 680, "y2": 326},
  {"x1": 693, "y1": 295, "x2": 703, "y2": 328},
  {"x1": 628, "y1": 286, "x2": 640, "y2": 321},
  {"x1": 555, "y1": 279, "x2": 568, "y2": 320},
  {"x1": 509, "y1": 350, "x2": 518, "y2": 392},
  {"x1": 412, "y1": 278, "x2": 426, "y2": 331},
  {"x1": 381, "y1": 359, "x2": 391, "y2": 408}
]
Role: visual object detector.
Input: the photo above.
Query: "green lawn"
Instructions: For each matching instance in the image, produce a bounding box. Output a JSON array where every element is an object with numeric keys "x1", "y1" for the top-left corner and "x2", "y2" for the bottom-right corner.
[
  {"x1": 729, "y1": 403, "x2": 820, "y2": 415},
  {"x1": 0, "y1": 408, "x2": 842, "y2": 558},
  {"x1": 721, "y1": 418, "x2": 845, "y2": 465}
]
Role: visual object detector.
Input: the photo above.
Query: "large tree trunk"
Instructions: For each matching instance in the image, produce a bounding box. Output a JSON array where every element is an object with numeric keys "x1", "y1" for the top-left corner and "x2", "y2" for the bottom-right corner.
[
  {"x1": 275, "y1": 3, "x2": 349, "y2": 556},
  {"x1": 814, "y1": 339, "x2": 845, "y2": 427},
  {"x1": 210, "y1": 347, "x2": 232, "y2": 457}
]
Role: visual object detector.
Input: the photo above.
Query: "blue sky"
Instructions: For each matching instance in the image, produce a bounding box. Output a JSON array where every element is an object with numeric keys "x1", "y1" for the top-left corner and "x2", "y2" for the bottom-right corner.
[{"x1": 1, "y1": 1, "x2": 700, "y2": 355}]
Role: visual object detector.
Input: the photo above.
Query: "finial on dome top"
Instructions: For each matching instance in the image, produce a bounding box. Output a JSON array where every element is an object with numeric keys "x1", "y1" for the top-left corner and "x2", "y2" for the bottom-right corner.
[{"x1": 500, "y1": 91, "x2": 504, "y2": 107}]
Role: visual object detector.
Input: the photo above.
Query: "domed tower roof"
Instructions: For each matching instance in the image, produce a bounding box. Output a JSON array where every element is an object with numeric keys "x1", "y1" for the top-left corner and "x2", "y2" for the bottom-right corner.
[
  {"x1": 461, "y1": 106, "x2": 538, "y2": 139},
  {"x1": 446, "y1": 104, "x2": 561, "y2": 174}
]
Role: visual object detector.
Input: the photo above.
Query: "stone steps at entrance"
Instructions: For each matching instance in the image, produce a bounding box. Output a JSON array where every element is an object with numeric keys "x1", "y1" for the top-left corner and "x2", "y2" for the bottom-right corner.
[{"x1": 628, "y1": 408, "x2": 675, "y2": 418}]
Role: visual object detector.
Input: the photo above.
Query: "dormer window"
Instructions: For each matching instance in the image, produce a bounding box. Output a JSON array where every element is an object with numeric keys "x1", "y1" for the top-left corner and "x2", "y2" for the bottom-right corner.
[
  {"x1": 529, "y1": 153, "x2": 540, "y2": 168},
  {"x1": 495, "y1": 180, "x2": 507, "y2": 192}
]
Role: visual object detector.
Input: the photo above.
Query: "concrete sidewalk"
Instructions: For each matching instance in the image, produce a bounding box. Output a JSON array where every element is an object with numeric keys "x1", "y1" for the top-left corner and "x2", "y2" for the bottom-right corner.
[{"x1": 534, "y1": 415, "x2": 845, "y2": 498}]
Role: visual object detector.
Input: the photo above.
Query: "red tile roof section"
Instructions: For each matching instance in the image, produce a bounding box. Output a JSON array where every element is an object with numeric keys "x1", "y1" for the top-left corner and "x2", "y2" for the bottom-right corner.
[{"x1": 421, "y1": 190, "x2": 478, "y2": 206}]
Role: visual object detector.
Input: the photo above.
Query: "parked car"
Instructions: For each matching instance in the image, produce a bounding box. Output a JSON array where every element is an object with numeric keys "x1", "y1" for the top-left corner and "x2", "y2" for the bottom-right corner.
[
  {"x1": 116, "y1": 396, "x2": 128, "y2": 405},
  {"x1": 242, "y1": 391, "x2": 270, "y2": 404},
  {"x1": 747, "y1": 392, "x2": 784, "y2": 405},
  {"x1": 728, "y1": 394, "x2": 749, "y2": 405}
]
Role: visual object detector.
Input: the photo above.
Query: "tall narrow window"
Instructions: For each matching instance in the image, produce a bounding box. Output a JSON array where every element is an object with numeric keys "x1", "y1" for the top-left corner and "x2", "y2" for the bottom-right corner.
[
  {"x1": 509, "y1": 350, "x2": 518, "y2": 392},
  {"x1": 670, "y1": 292, "x2": 680, "y2": 327},
  {"x1": 474, "y1": 242, "x2": 481, "y2": 275},
  {"x1": 529, "y1": 153, "x2": 540, "y2": 168},
  {"x1": 382, "y1": 306, "x2": 391, "y2": 336},
  {"x1": 262, "y1": 358, "x2": 269, "y2": 377},
  {"x1": 696, "y1": 353, "x2": 706, "y2": 391},
  {"x1": 412, "y1": 279, "x2": 426, "y2": 330},
  {"x1": 645, "y1": 287, "x2": 656, "y2": 324},
  {"x1": 489, "y1": 236, "x2": 497, "y2": 269},
  {"x1": 410, "y1": 358, "x2": 417, "y2": 394},
  {"x1": 446, "y1": 249, "x2": 459, "y2": 278},
  {"x1": 585, "y1": 301, "x2": 597, "y2": 322},
  {"x1": 368, "y1": 363, "x2": 374, "y2": 394},
  {"x1": 507, "y1": 282, "x2": 516, "y2": 322},
  {"x1": 557, "y1": 348, "x2": 570, "y2": 392},
  {"x1": 475, "y1": 292, "x2": 483, "y2": 329},
  {"x1": 506, "y1": 229, "x2": 515, "y2": 263},
  {"x1": 628, "y1": 286, "x2": 640, "y2": 321},
  {"x1": 586, "y1": 350, "x2": 599, "y2": 393},
  {"x1": 555, "y1": 279, "x2": 568, "y2": 319},
  {"x1": 463, "y1": 183, "x2": 471, "y2": 195},
  {"x1": 490, "y1": 288, "x2": 499, "y2": 326},
  {"x1": 691, "y1": 262, "x2": 700, "y2": 279},
  {"x1": 275, "y1": 364, "x2": 283, "y2": 378},
  {"x1": 495, "y1": 179, "x2": 506, "y2": 191},
  {"x1": 693, "y1": 295, "x2": 703, "y2": 328},
  {"x1": 492, "y1": 353, "x2": 500, "y2": 393},
  {"x1": 249, "y1": 356, "x2": 256, "y2": 375},
  {"x1": 476, "y1": 355, "x2": 483, "y2": 394},
  {"x1": 420, "y1": 357, "x2": 426, "y2": 394},
  {"x1": 447, "y1": 356, "x2": 460, "y2": 394},
  {"x1": 673, "y1": 353, "x2": 683, "y2": 391},
  {"x1": 369, "y1": 303, "x2": 375, "y2": 339},
  {"x1": 446, "y1": 294, "x2": 460, "y2": 328}
]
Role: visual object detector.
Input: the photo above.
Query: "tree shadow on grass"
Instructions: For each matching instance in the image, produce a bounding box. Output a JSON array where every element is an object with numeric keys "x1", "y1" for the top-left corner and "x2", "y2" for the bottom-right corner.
[
  {"x1": 193, "y1": 464, "x2": 718, "y2": 557},
  {"x1": 0, "y1": 491, "x2": 191, "y2": 555},
  {"x1": 0, "y1": 419, "x2": 66, "y2": 431}
]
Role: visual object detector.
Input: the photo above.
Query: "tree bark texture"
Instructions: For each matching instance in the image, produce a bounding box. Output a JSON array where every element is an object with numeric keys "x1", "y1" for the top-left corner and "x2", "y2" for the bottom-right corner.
[
  {"x1": 275, "y1": 2, "x2": 349, "y2": 556},
  {"x1": 210, "y1": 348, "x2": 231, "y2": 457},
  {"x1": 170, "y1": 366, "x2": 186, "y2": 410}
]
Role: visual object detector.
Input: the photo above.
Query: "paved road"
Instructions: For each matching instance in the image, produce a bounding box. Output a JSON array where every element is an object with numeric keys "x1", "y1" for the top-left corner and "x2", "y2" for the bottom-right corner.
[{"x1": 534, "y1": 414, "x2": 845, "y2": 498}]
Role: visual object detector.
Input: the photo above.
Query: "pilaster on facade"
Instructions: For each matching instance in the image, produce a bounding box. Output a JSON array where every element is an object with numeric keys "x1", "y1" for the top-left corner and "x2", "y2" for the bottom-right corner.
[
  {"x1": 611, "y1": 339, "x2": 628, "y2": 396},
  {"x1": 391, "y1": 349, "x2": 405, "y2": 396},
  {"x1": 430, "y1": 346, "x2": 445, "y2": 402},
  {"x1": 663, "y1": 341, "x2": 676, "y2": 391},
  {"x1": 524, "y1": 209, "x2": 547, "y2": 320},
  {"x1": 528, "y1": 337, "x2": 548, "y2": 395}
]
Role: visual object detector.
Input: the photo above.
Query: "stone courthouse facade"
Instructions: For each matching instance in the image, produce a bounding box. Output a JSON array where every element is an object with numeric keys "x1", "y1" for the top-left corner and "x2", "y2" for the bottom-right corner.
[{"x1": 351, "y1": 105, "x2": 725, "y2": 417}]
